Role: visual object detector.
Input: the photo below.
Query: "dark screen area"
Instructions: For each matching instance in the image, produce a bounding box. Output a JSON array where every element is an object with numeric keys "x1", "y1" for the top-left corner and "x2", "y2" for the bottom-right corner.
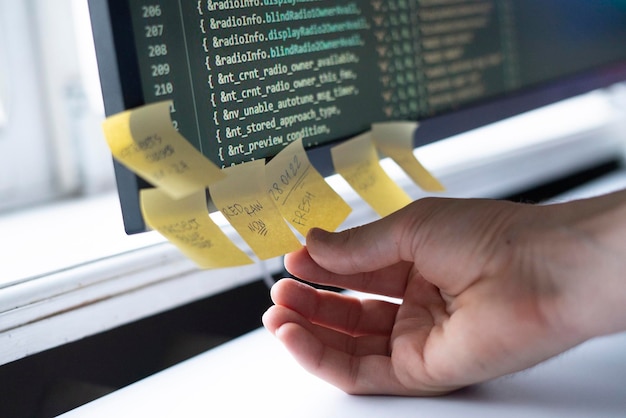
[
  {"x1": 122, "y1": 0, "x2": 626, "y2": 168},
  {"x1": 514, "y1": 0, "x2": 626, "y2": 85}
]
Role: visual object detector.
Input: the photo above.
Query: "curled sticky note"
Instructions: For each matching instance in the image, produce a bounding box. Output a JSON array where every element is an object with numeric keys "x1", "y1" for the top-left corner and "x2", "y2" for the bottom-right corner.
[
  {"x1": 332, "y1": 132, "x2": 412, "y2": 217},
  {"x1": 103, "y1": 101, "x2": 225, "y2": 199},
  {"x1": 209, "y1": 160, "x2": 302, "y2": 260},
  {"x1": 266, "y1": 139, "x2": 351, "y2": 236},
  {"x1": 372, "y1": 122, "x2": 445, "y2": 192},
  {"x1": 140, "y1": 188, "x2": 253, "y2": 269}
]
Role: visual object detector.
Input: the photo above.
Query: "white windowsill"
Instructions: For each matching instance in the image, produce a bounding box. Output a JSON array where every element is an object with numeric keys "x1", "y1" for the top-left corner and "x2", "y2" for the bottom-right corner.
[{"x1": 1, "y1": 192, "x2": 164, "y2": 288}]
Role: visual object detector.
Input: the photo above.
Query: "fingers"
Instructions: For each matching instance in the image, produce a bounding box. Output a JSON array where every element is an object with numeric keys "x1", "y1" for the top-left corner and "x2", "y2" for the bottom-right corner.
[
  {"x1": 270, "y1": 279, "x2": 398, "y2": 337},
  {"x1": 263, "y1": 304, "x2": 447, "y2": 396},
  {"x1": 285, "y1": 248, "x2": 411, "y2": 299},
  {"x1": 262, "y1": 283, "x2": 399, "y2": 394},
  {"x1": 263, "y1": 280, "x2": 455, "y2": 395},
  {"x1": 271, "y1": 321, "x2": 412, "y2": 395},
  {"x1": 263, "y1": 305, "x2": 391, "y2": 357},
  {"x1": 263, "y1": 279, "x2": 423, "y2": 395}
]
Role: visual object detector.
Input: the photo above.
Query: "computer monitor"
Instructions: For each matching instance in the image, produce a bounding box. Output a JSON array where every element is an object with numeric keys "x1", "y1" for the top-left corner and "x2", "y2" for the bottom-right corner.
[{"x1": 89, "y1": 0, "x2": 626, "y2": 234}]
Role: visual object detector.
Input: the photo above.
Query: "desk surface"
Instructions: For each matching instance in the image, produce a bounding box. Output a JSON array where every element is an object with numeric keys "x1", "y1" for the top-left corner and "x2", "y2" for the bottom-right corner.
[{"x1": 62, "y1": 328, "x2": 626, "y2": 417}]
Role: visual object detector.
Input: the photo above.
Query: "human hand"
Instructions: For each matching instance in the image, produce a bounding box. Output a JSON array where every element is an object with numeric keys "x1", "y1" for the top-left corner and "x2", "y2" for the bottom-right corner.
[{"x1": 263, "y1": 194, "x2": 626, "y2": 395}]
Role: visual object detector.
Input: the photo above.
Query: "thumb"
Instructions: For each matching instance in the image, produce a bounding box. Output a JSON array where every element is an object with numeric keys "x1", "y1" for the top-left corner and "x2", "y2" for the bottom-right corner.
[
  {"x1": 305, "y1": 204, "x2": 422, "y2": 275},
  {"x1": 304, "y1": 197, "x2": 511, "y2": 292}
]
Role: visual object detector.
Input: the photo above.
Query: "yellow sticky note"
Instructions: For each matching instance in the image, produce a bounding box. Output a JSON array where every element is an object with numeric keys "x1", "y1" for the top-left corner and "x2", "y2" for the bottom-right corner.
[
  {"x1": 209, "y1": 160, "x2": 302, "y2": 260},
  {"x1": 140, "y1": 188, "x2": 253, "y2": 269},
  {"x1": 372, "y1": 122, "x2": 445, "y2": 192},
  {"x1": 103, "y1": 101, "x2": 225, "y2": 199},
  {"x1": 332, "y1": 133, "x2": 413, "y2": 217},
  {"x1": 266, "y1": 139, "x2": 351, "y2": 236}
]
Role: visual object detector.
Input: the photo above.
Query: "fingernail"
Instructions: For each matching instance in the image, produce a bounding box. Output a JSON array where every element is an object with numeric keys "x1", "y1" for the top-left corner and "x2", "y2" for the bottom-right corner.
[
  {"x1": 261, "y1": 308, "x2": 276, "y2": 335},
  {"x1": 307, "y1": 227, "x2": 330, "y2": 242}
]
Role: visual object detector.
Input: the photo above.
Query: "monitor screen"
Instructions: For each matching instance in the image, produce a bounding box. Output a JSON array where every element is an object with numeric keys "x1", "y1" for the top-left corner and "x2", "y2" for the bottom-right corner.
[{"x1": 89, "y1": 0, "x2": 626, "y2": 233}]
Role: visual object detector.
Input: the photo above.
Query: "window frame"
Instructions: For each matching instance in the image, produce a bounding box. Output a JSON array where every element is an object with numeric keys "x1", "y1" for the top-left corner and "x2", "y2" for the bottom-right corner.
[{"x1": 1, "y1": 1, "x2": 625, "y2": 369}]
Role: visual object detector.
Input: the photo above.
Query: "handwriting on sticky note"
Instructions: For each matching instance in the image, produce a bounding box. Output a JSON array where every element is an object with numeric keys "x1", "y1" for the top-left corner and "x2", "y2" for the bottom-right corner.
[
  {"x1": 103, "y1": 101, "x2": 225, "y2": 199},
  {"x1": 209, "y1": 160, "x2": 302, "y2": 260},
  {"x1": 266, "y1": 139, "x2": 351, "y2": 236},
  {"x1": 140, "y1": 188, "x2": 253, "y2": 269},
  {"x1": 372, "y1": 122, "x2": 445, "y2": 192},
  {"x1": 332, "y1": 133, "x2": 412, "y2": 217}
]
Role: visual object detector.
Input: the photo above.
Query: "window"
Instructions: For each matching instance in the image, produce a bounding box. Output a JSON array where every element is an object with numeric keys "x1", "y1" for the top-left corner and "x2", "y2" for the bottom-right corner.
[
  {"x1": 0, "y1": 1, "x2": 116, "y2": 213},
  {"x1": 1, "y1": 0, "x2": 625, "y2": 370}
]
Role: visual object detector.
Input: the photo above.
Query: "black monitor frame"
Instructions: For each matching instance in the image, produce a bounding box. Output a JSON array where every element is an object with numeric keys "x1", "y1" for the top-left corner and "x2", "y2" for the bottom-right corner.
[{"x1": 89, "y1": 0, "x2": 626, "y2": 234}]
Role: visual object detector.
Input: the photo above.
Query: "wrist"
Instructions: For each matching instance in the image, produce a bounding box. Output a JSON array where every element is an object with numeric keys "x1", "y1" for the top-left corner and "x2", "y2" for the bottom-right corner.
[{"x1": 549, "y1": 192, "x2": 626, "y2": 340}]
